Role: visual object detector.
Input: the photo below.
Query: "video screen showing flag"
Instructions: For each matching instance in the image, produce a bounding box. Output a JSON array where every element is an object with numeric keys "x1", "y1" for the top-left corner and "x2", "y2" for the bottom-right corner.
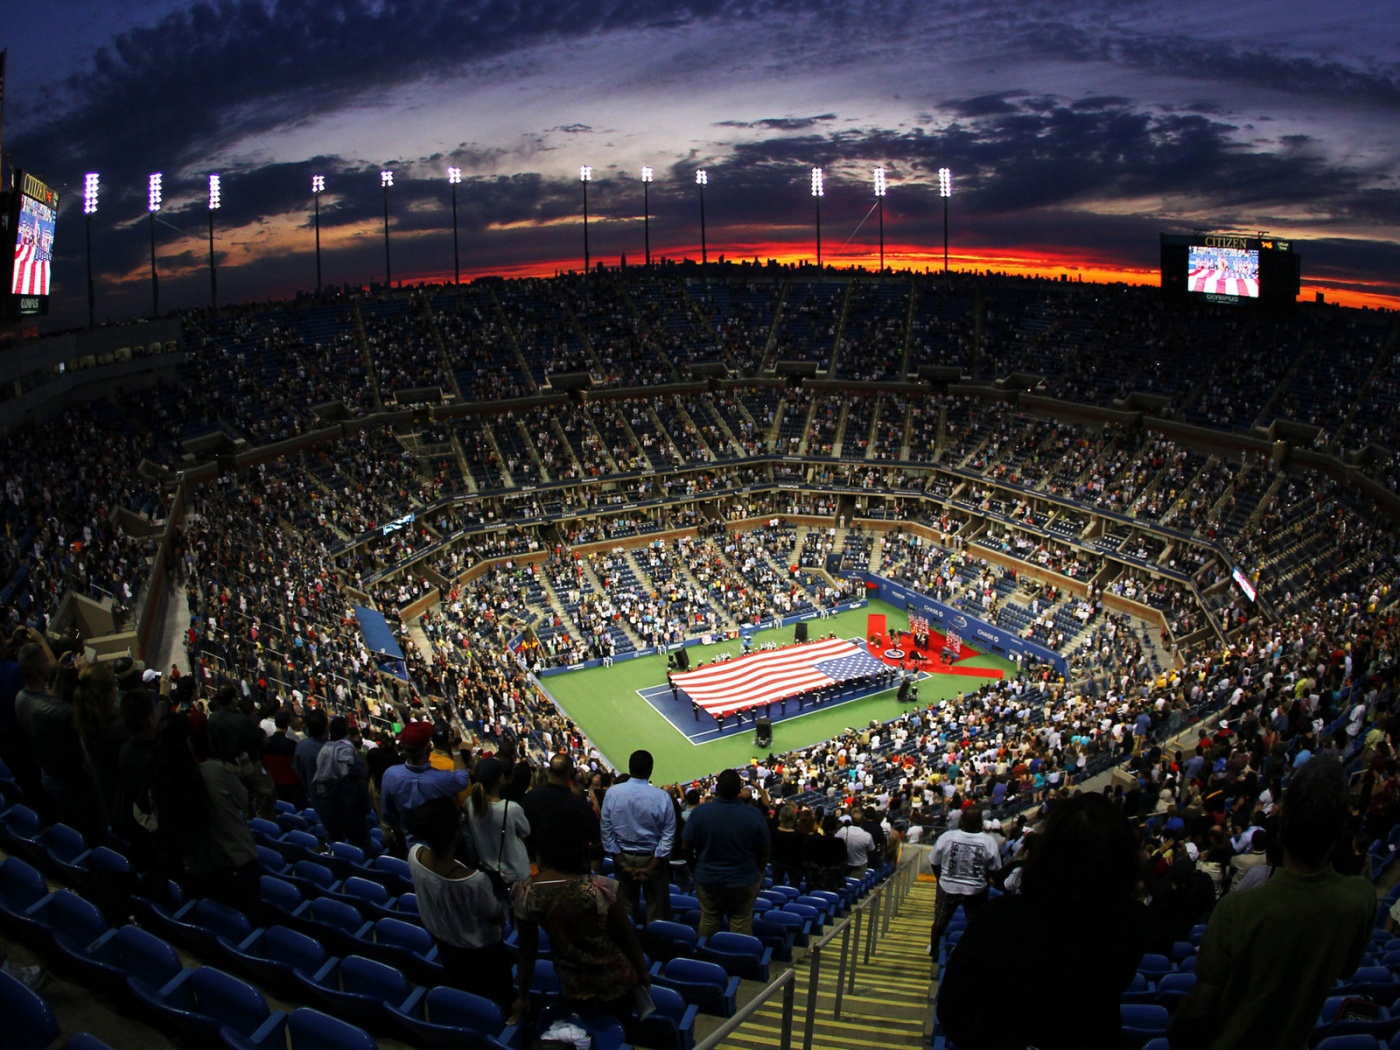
[
  {"x1": 673, "y1": 636, "x2": 888, "y2": 717},
  {"x1": 10, "y1": 172, "x2": 58, "y2": 306},
  {"x1": 1188, "y1": 244, "x2": 1259, "y2": 300}
]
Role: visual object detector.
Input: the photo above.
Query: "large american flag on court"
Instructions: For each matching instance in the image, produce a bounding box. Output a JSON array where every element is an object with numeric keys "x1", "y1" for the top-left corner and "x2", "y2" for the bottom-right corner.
[{"x1": 673, "y1": 636, "x2": 888, "y2": 717}]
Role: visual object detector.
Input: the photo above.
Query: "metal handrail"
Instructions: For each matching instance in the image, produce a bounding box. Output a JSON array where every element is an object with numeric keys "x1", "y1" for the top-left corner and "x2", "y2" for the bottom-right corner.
[{"x1": 693, "y1": 967, "x2": 797, "y2": 1050}]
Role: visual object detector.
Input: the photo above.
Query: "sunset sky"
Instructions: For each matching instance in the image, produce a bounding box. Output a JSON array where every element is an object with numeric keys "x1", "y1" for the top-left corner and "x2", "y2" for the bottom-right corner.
[{"x1": 5, "y1": 0, "x2": 1399, "y2": 327}]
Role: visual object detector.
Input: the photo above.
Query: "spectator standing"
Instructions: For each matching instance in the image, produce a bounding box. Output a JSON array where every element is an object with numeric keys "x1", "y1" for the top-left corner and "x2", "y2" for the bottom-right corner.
[
  {"x1": 463, "y1": 756, "x2": 531, "y2": 889},
  {"x1": 380, "y1": 722, "x2": 471, "y2": 853},
  {"x1": 835, "y1": 812, "x2": 876, "y2": 879},
  {"x1": 312, "y1": 714, "x2": 372, "y2": 850},
  {"x1": 291, "y1": 708, "x2": 329, "y2": 806},
  {"x1": 1168, "y1": 757, "x2": 1375, "y2": 1050},
  {"x1": 521, "y1": 753, "x2": 598, "y2": 862},
  {"x1": 600, "y1": 749, "x2": 675, "y2": 923},
  {"x1": 15, "y1": 643, "x2": 102, "y2": 840},
  {"x1": 406, "y1": 795, "x2": 512, "y2": 1012},
  {"x1": 205, "y1": 683, "x2": 275, "y2": 817},
  {"x1": 262, "y1": 709, "x2": 304, "y2": 808},
  {"x1": 928, "y1": 807, "x2": 1001, "y2": 955},
  {"x1": 937, "y1": 793, "x2": 1150, "y2": 1049},
  {"x1": 683, "y1": 768, "x2": 771, "y2": 937},
  {"x1": 769, "y1": 804, "x2": 804, "y2": 887}
]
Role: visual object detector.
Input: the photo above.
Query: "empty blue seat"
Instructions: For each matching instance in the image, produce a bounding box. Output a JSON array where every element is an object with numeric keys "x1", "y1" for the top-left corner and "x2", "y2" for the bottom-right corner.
[
  {"x1": 294, "y1": 954, "x2": 413, "y2": 1037},
  {"x1": 221, "y1": 924, "x2": 329, "y2": 988},
  {"x1": 27, "y1": 888, "x2": 109, "y2": 958},
  {"x1": 332, "y1": 876, "x2": 396, "y2": 919},
  {"x1": 0, "y1": 855, "x2": 52, "y2": 941},
  {"x1": 38, "y1": 822, "x2": 92, "y2": 882},
  {"x1": 289, "y1": 858, "x2": 340, "y2": 896},
  {"x1": 358, "y1": 916, "x2": 444, "y2": 985},
  {"x1": 1120, "y1": 1003, "x2": 1170, "y2": 1049},
  {"x1": 56, "y1": 923, "x2": 182, "y2": 1000},
  {"x1": 751, "y1": 915, "x2": 798, "y2": 962},
  {"x1": 388, "y1": 985, "x2": 519, "y2": 1050},
  {"x1": 257, "y1": 845, "x2": 290, "y2": 877},
  {"x1": 697, "y1": 931, "x2": 772, "y2": 981},
  {"x1": 760, "y1": 907, "x2": 810, "y2": 949},
  {"x1": 260, "y1": 874, "x2": 305, "y2": 921},
  {"x1": 650, "y1": 957, "x2": 739, "y2": 1017},
  {"x1": 646, "y1": 920, "x2": 700, "y2": 962},
  {"x1": 291, "y1": 896, "x2": 373, "y2": 956},
  {"x1": 0, "y1": 804, "x2": 44, "y2": 860},
  {"x1": 127, "y1": 964, "x2": 276, "y2": 1045},
  {"x1": 1154, "y1": 970, "x2": 1196, "y2": 1012},
  {"x1": 223, "y1": 1005, "x2": 378, "y2": 1050},
  {"x1": 0, "y1": 969, "x2": 60, "y2": 1050},
  {"x1": 1136, "y1": 953, "x2": 1174, "y2": 980}
]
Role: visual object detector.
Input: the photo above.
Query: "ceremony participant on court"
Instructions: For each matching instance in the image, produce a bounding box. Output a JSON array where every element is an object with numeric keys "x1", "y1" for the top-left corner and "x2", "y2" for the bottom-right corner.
[{"x1": 600, "y1": 749, "x2": 675, "y2": 923}]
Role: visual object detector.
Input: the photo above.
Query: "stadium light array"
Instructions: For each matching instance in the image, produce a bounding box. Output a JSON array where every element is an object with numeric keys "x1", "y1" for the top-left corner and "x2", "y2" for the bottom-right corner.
[
  {"x1": 207, "y1": 176, "x2": 220, "y2": 311},
  {"x1": 641, "y1": 166, "x2": 654, "y2": 266},
  {"x1": 580, "y1": 166, "x2": 592, "y2": 271},
  {"x1": 873, "y1": 167, "x2": 887, "y2": 273},
  {"x1": 312, "y1": 175, "x2": 325, "y2": 294},
  {"x1": 381, "y1": 170, "x2": 393, "y2": 285},
  {"x1": 811, "y1": 167, "x2": 824, "y2": 269},
  {"x1": 208, "y1": 174, "x2": 221, "y2": 210},
  {"x1": 448, "y1": 167, "x2": 462, "y2": 285},
  {"x1": 148, "y1": 173, "x2": 162, "y2": 212},
  {"x1": 696, "y1": 169, "x2": 708, "y2": 267},
  {"x1": 939, "y1": 167, "x2": 952, "y2": 273},
  {"x1": 147, "y1": 174, "x2": 162, "y2": 318},
  {"x1": 84, "y1": 174, "x2": 99, "y2": 329}
]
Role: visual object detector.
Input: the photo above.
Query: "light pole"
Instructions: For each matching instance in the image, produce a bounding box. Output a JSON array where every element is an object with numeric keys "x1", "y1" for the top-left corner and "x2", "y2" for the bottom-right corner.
[
  {"x1": 939, "y1": 166, "x2": 951, "y2": 274},
  {"x1": 873, "y1": 166, "x2": 887, "y2": 273},
  {"x1": 448, "y1": 166, "x2": 462, "y2": 286},
  {"x1": 381, "y1": 169, "x2": 394, "y2": 287},
  {"x1": 83, "y1": 172, "x2": 98, "y2": 329},
  {"x1": 641, "y1": 165, "x2": 653, "y2": 266},
  {"x1": 312, "y1": 174, "x2": 324, "y2": 294},
  {"x1": 580, "y1": 165, "x2": 592, "y2": 272},
  {"x1": 207, "y1": 174, "x2": 220, "y2": 312},
  {"x1": 696, "y1": 169, "x2": 708, "y2": 268},
  {"x1": 811, "y1": 166, "x2": 824, "y2": 269},
  {"x1": 147, "y1": 173, "x2": 161, "y2": 318}
]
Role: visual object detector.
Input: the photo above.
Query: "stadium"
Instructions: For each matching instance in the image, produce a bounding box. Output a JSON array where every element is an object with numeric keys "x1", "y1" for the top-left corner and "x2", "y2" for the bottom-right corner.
[{"x1": 2, "y1": 260, "x2": 1398, "y2": 1047}]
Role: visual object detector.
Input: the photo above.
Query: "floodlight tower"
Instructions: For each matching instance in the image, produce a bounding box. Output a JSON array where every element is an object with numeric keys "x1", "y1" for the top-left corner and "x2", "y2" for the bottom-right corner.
[
  {"x1": 641, "y1": 166, "x2": 653, "y2": 267},
  {"x1": 580, "y1": 165, "x2": 593, "y2": 272},
  {"x1": 381, "y1": 169, "x2": 394, "y2": 287},
  {"x1": 695, "y1": 169, "x2": 708, "y2": 268},
  {"x1": 873, "y1": 166, "x2": 887, "y2": 273},
  {"x1": 811, "y1": 166, "x2": 824, "y2": 269},
  {"x1": 448, "y1": 166, "x2": 462, "y2": 286},
  {"x1": 83, "y1": 173, "x2": 98, "y2": 329},
  {"x1": 207, "y1": 174, "x2": 221, "y2": 312},
  {"x1": 147, "y1": 173, "x2": 162, "y2": 318},
  {"x1": 938, "y1": 166, "x2": 951, "y2": 274},
  {"x1": 311, "y1": 174, "x2": 324, "y2": 294}
]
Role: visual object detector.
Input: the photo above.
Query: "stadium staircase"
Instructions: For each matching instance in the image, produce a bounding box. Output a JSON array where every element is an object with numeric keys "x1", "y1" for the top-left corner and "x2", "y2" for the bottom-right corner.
[{"x1": 702, "y1": 856, "x2": 939, "y2": 1050}]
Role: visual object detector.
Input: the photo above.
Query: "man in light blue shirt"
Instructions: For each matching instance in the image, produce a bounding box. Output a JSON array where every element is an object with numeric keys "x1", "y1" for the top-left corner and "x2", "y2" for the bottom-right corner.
[{"x1": 601, "y1": 749, "x2": 676, "y2": 923}]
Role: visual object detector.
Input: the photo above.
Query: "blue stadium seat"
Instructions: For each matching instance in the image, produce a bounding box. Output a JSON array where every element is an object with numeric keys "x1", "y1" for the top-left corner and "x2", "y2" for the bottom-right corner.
[
  {"x1": 294, "y1": 954, "x2": 413, "y2": 1037},
  {"x1": 126, "y1": 964, "x2": 276, "y2": 1045},
  {"x1": 27, "y1": 887, "x2": 109, "y2": 959},
  {"x1": 0, "y1": 855, "x2": 52, "y2": 942},
  {"x1": 388, "y1": 985, "x2": 520, "y2": 1050},
  {"x1": 1153, "y1": 971, "x2": 1196, "y2": 1012},
  {"x1": 697, "y1": 931, "x2": 772, "y2": 981},
  {"x1": 56, "y1": 923, "x2": 182, "y2": 1000},
  {"x1": 290, "y1": 896, "x2": 373, "y2": 957},
  {"x1": 1120, "y1": 1003, "x2": 1170, "y2": 1049},
  {"x1": 222, "y1": 1006, "x2": 378, "y2": 1050},
  {"x1": 628, "y1": 984, "x2": 699, "y2": 1050},
  {"x1": 259, "y1": 874, "x2": 305, "y2": 922},
  {"x1": 356, "y1": 916, "x2": 444, "y2": 985},
  {"x1": 221, "y1": 924, "x2": 330, "y2": 988},
  {"x1": 0, "y1": 969, "x2": 60, "y2": 1050},
  {"x1": 645, "y1": 920, "x2": 700, "y2": 962},
  {"x1": 649, "y1": 957, "x2": 739, "y2": 1017}
]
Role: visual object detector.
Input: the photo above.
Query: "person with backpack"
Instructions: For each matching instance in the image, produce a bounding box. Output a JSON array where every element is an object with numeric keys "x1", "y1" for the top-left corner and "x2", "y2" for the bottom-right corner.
[{"x1": 312, "y1": 715, "x2": 372, "y2": 850}]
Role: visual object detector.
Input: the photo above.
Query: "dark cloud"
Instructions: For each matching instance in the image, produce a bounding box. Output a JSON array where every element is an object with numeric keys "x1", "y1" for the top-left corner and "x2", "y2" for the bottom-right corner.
[
  {"x1": 550, "y1": 124, "x2": 594, "y2": 134},
  {"x1": 945, "y1": 94, "x2": 1022, "y2": 117},
  {"x1": 715, "y1": 114, "x2": 839, "y2": 131}
]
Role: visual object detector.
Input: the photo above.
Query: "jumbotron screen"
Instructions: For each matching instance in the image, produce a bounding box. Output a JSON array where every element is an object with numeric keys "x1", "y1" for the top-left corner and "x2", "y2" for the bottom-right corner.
[
  {"x1": 1188, "y1": 244, "x2": 1259, "y2": 300},
  {"x1": 9, "y1": 172, "x2": 59, "y2": 309}
]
